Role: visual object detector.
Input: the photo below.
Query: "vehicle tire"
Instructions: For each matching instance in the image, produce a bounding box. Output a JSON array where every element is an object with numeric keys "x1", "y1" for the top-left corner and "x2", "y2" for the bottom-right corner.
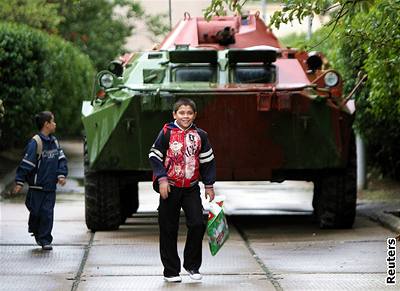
[
  {"x1": 84, "y1": 139, "x2": 121, "y2": 231},
  {"x1": 313, "y1": 136, "x2": 357, "y2": 229},
  {"x1": 119, "y1": 180, "x2": 139, "y2": 224},
  {"x1": 85, "y1": 170, "x2": 122, "y2": 231}
]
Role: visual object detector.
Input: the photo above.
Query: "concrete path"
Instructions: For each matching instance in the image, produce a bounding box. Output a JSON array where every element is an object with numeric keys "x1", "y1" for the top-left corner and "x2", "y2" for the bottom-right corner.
[{"x1": 0, "y1": 140, "x2": 398, "y2": 290}]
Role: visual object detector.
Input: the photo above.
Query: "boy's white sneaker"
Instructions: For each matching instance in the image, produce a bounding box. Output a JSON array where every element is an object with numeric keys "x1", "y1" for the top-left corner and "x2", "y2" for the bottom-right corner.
[
  {"x1": 186, "y1": 269, "x2": 202, "y2": 280},
  {"x1": 164, "y1": 276, "x2": 182, "y2": 283}
]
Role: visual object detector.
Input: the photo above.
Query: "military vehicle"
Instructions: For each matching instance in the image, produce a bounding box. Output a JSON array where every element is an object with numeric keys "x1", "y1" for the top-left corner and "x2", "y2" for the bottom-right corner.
[{"x1": 82, "y1": 13, "x2": 356, "y2": 231}]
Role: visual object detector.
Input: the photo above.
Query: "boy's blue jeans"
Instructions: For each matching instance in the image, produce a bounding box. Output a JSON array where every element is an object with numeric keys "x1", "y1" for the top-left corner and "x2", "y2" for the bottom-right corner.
[
  {"x1": 158, "y1": 184, "x2": 206, "y2": 277},
  {"x1": 25, "y1": 189, "x2": 56, "y2": 246}
]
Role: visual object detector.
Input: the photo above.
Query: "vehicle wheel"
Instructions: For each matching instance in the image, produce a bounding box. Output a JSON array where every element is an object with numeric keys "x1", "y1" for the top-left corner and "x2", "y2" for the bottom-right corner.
[
  {"x1": 313, "y1": 136, "x2": 357, "y2": 228},
  {"x1": 84, "y1": 138, "x2": 121, "y2": 231},
  {"x1": 119, "y1": 180, "x2": 139, "y2": 224},
  {"x1": 85, "y1": 170, "x2": 122, "y2": 231},
  {"x1": 312, "y1": 179, "x2": 321, "y2": 215}
]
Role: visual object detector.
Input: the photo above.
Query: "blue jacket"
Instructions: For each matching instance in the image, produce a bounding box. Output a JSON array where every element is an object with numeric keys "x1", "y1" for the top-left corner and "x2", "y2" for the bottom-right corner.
[{"x1": 15, "y1": 133, "x2": 68, "y2": 192}]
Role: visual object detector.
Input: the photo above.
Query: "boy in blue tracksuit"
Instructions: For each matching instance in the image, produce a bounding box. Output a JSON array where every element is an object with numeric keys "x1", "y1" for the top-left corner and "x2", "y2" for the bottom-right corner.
[{"x1": 13, "y1": 111, "x2": 68, "y2": 250}]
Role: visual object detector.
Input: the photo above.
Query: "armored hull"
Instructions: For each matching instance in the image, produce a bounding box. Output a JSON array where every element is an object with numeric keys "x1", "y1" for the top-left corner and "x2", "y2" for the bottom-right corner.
[{"x1": 82, "y1": 14, "x2": 356, "y2": 231}]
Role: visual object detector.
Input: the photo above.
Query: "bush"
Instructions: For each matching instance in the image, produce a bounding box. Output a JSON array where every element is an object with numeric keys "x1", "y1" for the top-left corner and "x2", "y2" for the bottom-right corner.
[{"x1": 0, "y1": 22, "x2": 95, "y2": 147}]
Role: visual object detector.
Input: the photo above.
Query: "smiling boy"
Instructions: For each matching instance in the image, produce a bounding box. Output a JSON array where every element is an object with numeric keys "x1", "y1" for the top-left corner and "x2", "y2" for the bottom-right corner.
[{"x1": 149, "y1": 98, "x2": 216, "y2": 282}]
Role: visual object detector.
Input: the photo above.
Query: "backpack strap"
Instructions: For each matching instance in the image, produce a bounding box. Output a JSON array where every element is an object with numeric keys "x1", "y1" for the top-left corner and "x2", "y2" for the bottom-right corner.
[
  {"x1": 54, "y1": 138, "x2": 60, "y2": 149},
  {"x1": 32, "y1": 134, "x2": 43, "y2": 161}
]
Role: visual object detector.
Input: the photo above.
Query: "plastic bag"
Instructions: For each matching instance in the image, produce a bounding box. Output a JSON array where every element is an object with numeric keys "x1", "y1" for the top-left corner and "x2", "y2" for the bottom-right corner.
[{"x1": 207, "y1": 200, "x2": 229, "y2": 256}]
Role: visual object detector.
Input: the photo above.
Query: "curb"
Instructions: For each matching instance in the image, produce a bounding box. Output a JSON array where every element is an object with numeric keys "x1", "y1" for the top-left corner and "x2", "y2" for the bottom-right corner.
[
  {"x1": 374, "y1": 211, "x2": 400, "y2": 234},
  {"x1": 360, "y1": 203, "x2": 400, "y2": 234}
]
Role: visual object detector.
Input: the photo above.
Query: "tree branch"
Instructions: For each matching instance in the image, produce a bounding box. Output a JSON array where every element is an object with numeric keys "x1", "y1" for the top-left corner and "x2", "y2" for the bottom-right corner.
[{"x1": 308, "y1": 2, "x2": 350, "y2": 50}]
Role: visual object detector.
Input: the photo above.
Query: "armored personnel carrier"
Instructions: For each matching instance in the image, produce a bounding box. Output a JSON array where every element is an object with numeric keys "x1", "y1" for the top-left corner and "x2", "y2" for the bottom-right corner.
[{"x1": 82, "y1": 13, "x2": 356, "y2": 231}]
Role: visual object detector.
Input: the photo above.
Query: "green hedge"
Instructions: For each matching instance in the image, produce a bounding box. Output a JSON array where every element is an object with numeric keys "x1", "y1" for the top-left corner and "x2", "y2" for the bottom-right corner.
[
  {"x1": 0, "y1": 22, "x2": 95, "y2": 147},
  {"x1": 308, "y1": 25, "x2": 400, "y2": 179}
]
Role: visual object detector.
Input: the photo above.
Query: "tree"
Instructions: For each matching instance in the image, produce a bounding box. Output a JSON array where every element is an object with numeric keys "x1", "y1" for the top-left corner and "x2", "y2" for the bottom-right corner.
[
  {"x1": 0, "y1": 0, "x2": 169, "y2": 71},
  {"x1": 57, "y1": 0, "x2": 137, "y2": 70},
  {"x1": 346, "y1": 1, "x2": 400, "y2": 178},
  {"x1": 57, "y1": 0, "x2": 169, "y2": 70},
  {"x1": 0, "y1": 0, "x2": 62, "y2": 32},
  {"x1": 204, "y1": 0, "x2": 374, "y2": 24},
  {"x1": 0, "y1": 22, "x2": 95, "y2": 147},
  {"x1": 145, "y1": 13, "x2": 171, "y2": 43},
  {"x1": 267, "y1": 0, "x2": 374, "y2": 29},
  {"x1": 204, "y1": 0, "x2": 246, "y2": 19}
]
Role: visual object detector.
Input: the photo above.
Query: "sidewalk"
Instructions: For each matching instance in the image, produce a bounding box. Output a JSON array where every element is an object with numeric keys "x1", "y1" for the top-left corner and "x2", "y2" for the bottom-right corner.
[{"x1": 1, "y1": 140, "x2": 399, "y2": 234}]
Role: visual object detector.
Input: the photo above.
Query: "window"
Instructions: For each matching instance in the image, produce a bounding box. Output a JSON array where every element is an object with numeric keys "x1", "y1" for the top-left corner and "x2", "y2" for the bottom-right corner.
[
  {"x1": 172, "y1": 66, "x2": 217, "y2": 82},
  {"x1": 232, "y1": 65, "x2": 276, "y2": 84}
]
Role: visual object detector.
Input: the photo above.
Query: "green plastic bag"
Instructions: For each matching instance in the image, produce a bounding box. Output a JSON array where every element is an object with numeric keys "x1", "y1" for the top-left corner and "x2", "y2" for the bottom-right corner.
[{"x1": 207, "y1": 200, "x2": 229, "y2": 256}]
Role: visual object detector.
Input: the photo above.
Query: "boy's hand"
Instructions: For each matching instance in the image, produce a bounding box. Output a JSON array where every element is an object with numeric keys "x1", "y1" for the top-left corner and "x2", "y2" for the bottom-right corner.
[
  {"x1": 205, "y1": 188, "x2": 215, "y2": 202},
  {"x1": 12, "y1": 184, "x2": 22, "y2": 195},
  {"x1": 159, "y1": 182, "x2": 170, "y2": 199},
  {"x1": 58, "y1": 177, "x2": 66, "y2": 186}
]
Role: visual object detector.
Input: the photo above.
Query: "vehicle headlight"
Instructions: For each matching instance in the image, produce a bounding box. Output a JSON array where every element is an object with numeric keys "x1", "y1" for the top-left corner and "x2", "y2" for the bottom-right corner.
[
  {"x1": 99, "y1": 73, "x2": 114, "y2": 88},
  {"x1": 324, "y1": 71, "x2": 339, "y2": 87}
]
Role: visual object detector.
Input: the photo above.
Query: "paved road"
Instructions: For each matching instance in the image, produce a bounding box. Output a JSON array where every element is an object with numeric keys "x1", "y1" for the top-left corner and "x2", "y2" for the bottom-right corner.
[{"x1": 0, "y1": 141, "x2": 396, "y2": 290}]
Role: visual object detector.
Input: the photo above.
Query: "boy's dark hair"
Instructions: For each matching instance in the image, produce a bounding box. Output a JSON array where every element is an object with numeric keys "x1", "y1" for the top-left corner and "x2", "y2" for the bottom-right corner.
[
  {"x1": 173, "y1": 98, "x2": 197, "y2": 113},
  {"x1": 35, "y1": 111, "x2": 54, "y2": 131}
]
